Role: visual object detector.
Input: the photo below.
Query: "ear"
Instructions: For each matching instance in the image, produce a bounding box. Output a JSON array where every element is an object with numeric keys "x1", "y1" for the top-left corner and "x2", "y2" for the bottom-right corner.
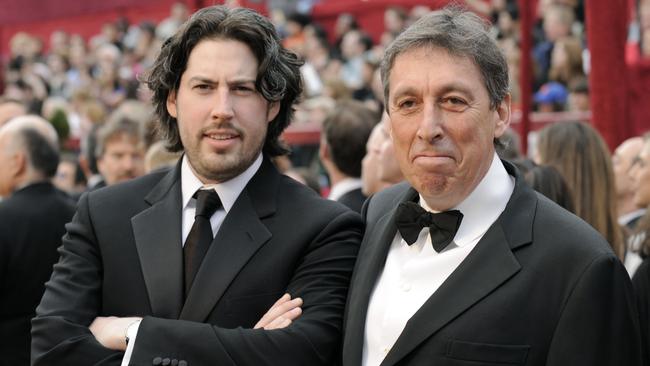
[
  {"x1": 318, "y1": 136, "x2": 330, "y2": 162},
  {"x1": 166, "y1": 90, "x2": 178, "y2": 118},
  {"x1": 493, "y1": 93, "x2": 511, "y2": 139},
  {"x1": 8, "y1": 151, "x2": 26, "y2": 179},
  {"x1": 266, "y1": 101, "x2": 280, "y2": 124}
]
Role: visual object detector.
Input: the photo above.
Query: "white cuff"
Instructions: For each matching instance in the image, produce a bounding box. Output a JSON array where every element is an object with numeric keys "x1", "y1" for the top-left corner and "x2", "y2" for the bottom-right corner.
[{"x1": 120, "y1": 320, "x2": 141, "y2": 366}]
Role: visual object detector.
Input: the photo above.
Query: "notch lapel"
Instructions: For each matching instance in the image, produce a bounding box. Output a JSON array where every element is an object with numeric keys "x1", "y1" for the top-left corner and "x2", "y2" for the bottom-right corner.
[
  {"x1": 131, "y1": 166, "x2": 184, "y2": 319},
  {"x1": 179, "y1": 189, "x2": 271, "y2": 321},
  {"x1": 179, "y1": 157, "x2": 278, "y2": 321}
]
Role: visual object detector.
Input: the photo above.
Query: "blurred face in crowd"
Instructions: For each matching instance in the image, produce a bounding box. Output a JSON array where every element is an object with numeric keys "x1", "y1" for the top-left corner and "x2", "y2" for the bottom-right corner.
[
  {"x1": 631, "y1": 141, "x2": 650, "y2": 208},
  {"x1": 361, "y1": 120, "x2": 388, "y2": 195},
  {"x1": 166, "y1": 39, "x2": 279, "y2": 183},
  {"x1": 54, "y1": 160, "x2": 77, "y2": 193},
  {"x1": 0, "y1": 129, "x2": 19, "y2": 197},
  {"x1": 97, "y1": 133, "x2": 144, "y2": 185},
  {"x1": 612, "y1": 137, "x2": 643, "y2": 198},
  {"x1": 387, "y1": 46, "x2": 510, "y2": 211},
  {"x1": 378, "y1": 120, "x2": 403, "y2": 184}
]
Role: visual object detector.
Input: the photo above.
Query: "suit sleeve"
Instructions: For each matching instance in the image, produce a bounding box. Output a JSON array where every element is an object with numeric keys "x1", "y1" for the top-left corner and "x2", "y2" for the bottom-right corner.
[
  {"x1": 545, "y1": 253, "x2": 644, "y2": 366},
  {"x1": 31, "y1": 193, "x2": 123, "y2": 366},
  {"x1": 128, "y1": 209, "x2": 363, "y2": 366}
]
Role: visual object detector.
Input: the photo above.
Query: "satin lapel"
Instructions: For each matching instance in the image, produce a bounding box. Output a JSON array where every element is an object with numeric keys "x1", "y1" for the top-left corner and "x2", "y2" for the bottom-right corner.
[
  {"x1": 131, "y1": 165, "x2": 183, "y2": 319},
  {"x1": 343, "y1": 186, "x2": 417, "y2": 366},
  {"x1": 381, "y1": 223, "x2": 520, "y2": 366},
  {"x1": 179, "y1": 157, "x2": 277, "y2": 321},
  {"x1": 380, "y1": 160, "x2": 535, "y2": 366}
]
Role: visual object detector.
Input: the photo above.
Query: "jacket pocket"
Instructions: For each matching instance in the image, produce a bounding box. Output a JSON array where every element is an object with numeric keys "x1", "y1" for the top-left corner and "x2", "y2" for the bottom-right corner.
[{"x1": 446, "y1": 339, "x2": 530, "y2": 365}]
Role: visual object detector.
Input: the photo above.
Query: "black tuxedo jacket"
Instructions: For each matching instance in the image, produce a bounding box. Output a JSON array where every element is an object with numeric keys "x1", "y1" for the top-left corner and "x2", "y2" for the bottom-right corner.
[
  {"x1": 338, "y1": 188, "x2": 367, "y2": 214},
  {"x1": 342, "y1": 161, "x2": 643, "y2": 366},
  {"x1": 32, "y1": 157, "x2": 362, "y2": 366},
  {"x1": 0, "y1": 182, "x2": 75, "y2": 366}
]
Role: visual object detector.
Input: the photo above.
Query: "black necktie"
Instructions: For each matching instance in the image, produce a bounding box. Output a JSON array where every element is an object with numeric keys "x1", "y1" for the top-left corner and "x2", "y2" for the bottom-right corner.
[
  {"x1": 394, "y1": 201, "x2": 463, "y2": 252},
  {"x1": 184, "y1": 189, "x2": 222, "y2": 298}
]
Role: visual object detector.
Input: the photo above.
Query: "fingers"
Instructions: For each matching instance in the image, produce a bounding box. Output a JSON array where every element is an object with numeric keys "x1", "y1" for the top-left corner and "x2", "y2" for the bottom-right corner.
[
  {"x1": 89, "y1": 316, "x2": 112, "y2": 336},
  {"x1": 254, "y1": 294, "x2": 303, "y2": 329},
  {"x1": 265, "y1": 306, "x2": 302, "y2": 330}
]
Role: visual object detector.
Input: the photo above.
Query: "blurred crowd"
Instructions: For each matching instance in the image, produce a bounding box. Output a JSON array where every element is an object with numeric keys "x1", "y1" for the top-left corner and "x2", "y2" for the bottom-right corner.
[
  {"x1": 5, "y1": 0, "x2": 650, "y2": 362},
  {"x1": 2, "y1": 0, "x2": 650, "y2": 279}
]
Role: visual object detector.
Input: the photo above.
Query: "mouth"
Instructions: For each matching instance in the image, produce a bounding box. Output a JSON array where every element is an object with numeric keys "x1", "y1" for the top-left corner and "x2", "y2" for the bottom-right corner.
[
  {"x1": 205, "y1": 132, "x2": 239, "y2": 141},
  {"x1": 202, "y1": 130, "x2": 241, "y2": 151}
]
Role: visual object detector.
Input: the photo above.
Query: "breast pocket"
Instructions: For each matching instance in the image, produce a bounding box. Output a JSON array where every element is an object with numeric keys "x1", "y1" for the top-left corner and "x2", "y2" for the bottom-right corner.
[{"x1": 446, "y1": 339, "x2": 530, "y2": 365}]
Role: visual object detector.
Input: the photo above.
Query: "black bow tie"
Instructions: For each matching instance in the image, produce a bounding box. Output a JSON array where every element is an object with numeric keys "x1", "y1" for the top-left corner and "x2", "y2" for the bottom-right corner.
[{"x1": 394, "y1": 201, "x2": 464, "y2": 252}]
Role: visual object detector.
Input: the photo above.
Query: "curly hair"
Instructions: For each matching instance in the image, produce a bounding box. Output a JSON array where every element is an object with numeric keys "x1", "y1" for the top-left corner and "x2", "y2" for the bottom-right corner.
[{"x1": 144, "y1": 5, "x2": 303, "y2": 156}]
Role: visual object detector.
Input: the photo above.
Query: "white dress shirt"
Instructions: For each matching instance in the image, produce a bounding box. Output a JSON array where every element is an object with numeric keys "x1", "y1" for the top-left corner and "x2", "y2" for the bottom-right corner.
[
  {"x1": 121, "y1": 154, "x2": 262, "y2": 365},
  {"x1": 362, "y1": 153, "x2": 515, "y2": 366},
  {"x1": 328, "y1": 178, "x2": 363, "y2": 202},
  {"x1": 620, "y1": 209, "x2": 646, "y2": 277}
]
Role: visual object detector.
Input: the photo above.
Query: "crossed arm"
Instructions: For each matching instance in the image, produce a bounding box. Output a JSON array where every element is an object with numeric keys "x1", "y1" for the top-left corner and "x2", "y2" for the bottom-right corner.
[{"x1": 89, "y1": 294, "x2": 304, "y2": 351}]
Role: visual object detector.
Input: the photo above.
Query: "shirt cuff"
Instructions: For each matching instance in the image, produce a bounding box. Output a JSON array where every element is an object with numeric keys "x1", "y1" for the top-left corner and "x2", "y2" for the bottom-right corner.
[{"x1": 120, "y1": 320, "x2": 141, "y2": 366}]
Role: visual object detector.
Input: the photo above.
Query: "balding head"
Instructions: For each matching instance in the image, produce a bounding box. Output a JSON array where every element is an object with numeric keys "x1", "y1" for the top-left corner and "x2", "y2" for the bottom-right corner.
[
  {"x1": 0, "y1": 98, "x2": 27, "y2": 126},
  {"x1": 613, "y1": 136, "x2": 645, "y2": 215},
  {"x1": 0, "y1": 115, "x2": 60, "y2": 197}
]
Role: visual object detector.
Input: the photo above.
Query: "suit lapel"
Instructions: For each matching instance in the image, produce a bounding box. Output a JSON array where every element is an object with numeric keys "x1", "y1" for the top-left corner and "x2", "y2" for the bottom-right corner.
[
  {"x1": 380, "y1": 161, "x2": 536, "y2": 366},
  {"x1": 343, "y1": 185, "x2": 416, "y2": 366},
  {"x1": 179, "y1": 157, "x2": 278, "y2": 321},
  {"x1": 131, "y1": 165, "x2": 184, "y2": 319}
]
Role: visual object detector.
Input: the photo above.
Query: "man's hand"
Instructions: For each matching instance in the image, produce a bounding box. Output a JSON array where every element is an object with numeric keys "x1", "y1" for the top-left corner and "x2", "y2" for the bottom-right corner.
[
  {"x1": 90, "y1": 316, "x2": 142, "y2": 351},
  {"x1": 254, "y1": 293, "x2": 303, "y2": 330}
]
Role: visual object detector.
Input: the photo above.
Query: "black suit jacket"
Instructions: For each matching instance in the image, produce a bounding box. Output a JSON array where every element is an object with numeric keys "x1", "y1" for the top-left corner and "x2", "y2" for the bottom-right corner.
[
  {"x1": 342, "y1": 161, "x2": 643, "y2": 366},
  {"x1": 337, "y1": 188, "x2": 367, "y2": 213},
  {"x1": 0, "y1": 182, "x2": 75, "y2": 366},
  {"x1": 32, "y1": 157, "x2": 362, "y2": 366}
]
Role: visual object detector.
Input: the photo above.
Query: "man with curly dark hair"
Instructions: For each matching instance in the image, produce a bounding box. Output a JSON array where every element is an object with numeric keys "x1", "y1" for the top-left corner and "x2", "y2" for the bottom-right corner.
[{"x1": 32, "y1": 6, "x2": 362, "y2": 366}]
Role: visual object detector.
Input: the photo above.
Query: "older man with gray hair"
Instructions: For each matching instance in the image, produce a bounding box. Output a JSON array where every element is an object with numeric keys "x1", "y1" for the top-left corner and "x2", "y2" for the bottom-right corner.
[
  {"x1": 342, "y1": 6, "x2": 642, "y2": 366},
  {"x1": 0, "y1": 115, "x2": 76, "y2": 365}
]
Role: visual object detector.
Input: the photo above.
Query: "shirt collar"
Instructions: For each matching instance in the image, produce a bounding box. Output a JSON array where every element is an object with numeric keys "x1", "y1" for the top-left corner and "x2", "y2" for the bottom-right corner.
[
  {"x1": 619, "y1": 208, "x2": 647, "y2": 226},
  {"x1": 419, "y1": 153, "x2": 515, "y2": 247},
  {"x1": 328, "y1": 178, "x2": 363, "y2": 201},
  {"x1": 181, "y1": 153, "x2": 262, "y2": 213}
]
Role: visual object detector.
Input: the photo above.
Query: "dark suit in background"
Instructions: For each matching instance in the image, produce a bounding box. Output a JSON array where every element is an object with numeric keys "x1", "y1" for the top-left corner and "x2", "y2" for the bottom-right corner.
[
  {"x1": 0, "y1": 182, "x2": 75, "y2": 365},
  {"x1": 337, "y1": 187, "x2": 367, "y2": 213},
  {"x1": 32, "y1": 158, "x2": 362, "y2": 365}
]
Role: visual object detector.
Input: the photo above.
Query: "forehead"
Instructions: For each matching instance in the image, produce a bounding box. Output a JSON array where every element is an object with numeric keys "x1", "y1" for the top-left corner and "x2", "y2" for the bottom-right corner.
[
  {"x1": 388, "y1": 46, "x2": 485, "y2": 95},
  {"x1": 185, "y1": 38, "x2": 258, "y2": 76}
]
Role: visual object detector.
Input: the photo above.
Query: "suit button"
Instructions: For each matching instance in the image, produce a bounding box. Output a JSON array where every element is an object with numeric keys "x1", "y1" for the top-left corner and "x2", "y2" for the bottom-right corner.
[
  {"x1": 153, "y1": 357, "x2": 162, "y2": 365},
  {"x1": 400, "y1": 282, "x2": 411, "y2": 292},
  {"x1": 178, "y1": 361, "x2": 188, "y2": 366},
  {"x1": 162, "y1": 358, "x2": 171, "y2": 365},
  {"x1": 171, "y1": 359, "x2": 179, "y2": 366}
]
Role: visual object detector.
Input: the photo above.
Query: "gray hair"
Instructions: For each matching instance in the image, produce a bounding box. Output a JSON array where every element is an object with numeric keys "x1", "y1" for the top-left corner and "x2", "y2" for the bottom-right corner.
[{"x1": 381, "y1": 5, "x2": 509, "y2": 111}]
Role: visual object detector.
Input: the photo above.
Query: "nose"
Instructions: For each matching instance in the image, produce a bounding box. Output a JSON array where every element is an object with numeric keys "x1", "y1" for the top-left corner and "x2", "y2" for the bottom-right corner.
[
  {"x1": 211, "y1": 88, "x2": 234, "y2": 121},
  {"x1": 416, "y1": 101, "x2": 443, "y2": 142}
]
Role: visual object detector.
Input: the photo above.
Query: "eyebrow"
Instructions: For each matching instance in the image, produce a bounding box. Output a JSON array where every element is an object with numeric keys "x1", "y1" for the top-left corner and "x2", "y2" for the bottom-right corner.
[
  {"x1": 391, "y1": 82, "x2": 476, "y2": 101},
  {"x1": 187, "y1": 76, "x2": 256, "y2": 85}
]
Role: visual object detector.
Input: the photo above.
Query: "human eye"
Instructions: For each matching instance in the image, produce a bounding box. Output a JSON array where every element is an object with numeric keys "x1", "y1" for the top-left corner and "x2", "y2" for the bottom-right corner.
[
  {"x1": 192, "y1": 84, "x2": 213, "y2": 93},
  {"x1": 393, "y1": 97, "x2": 418, "y2": 113},
  {"x1": 440, "y1": 96, "x2": 468, "y2": 111},
  {"x1": 231, "y1": 82, "x2": 256, "y2": 94}
]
